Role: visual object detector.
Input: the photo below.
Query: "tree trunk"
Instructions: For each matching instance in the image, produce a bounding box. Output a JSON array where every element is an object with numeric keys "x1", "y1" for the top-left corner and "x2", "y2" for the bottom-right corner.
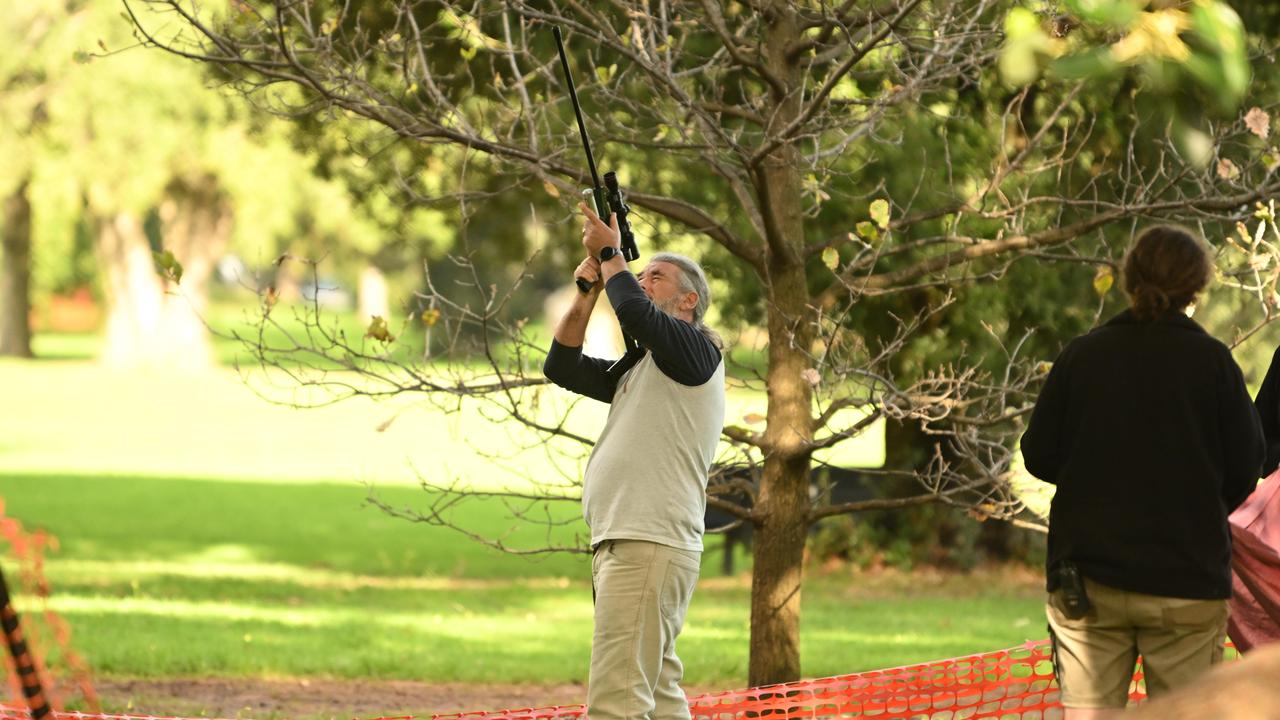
[
  {"x1": 748, "y1": 262, "x2": 816, "y2": 687},
  {"x1": 156, "y1": 174, "x2": 232, "y2": 371},
  {"x1": 747, "y1": 3, "x2": 814, "y2": 687},
  {"x1": 358, "y1": 264, "x2": 391, "y2": 321},
  {"x1": 96, "y1": 175, "x2": 231, "y2": 370},
  {"x1": 97, "y1": 211, "x2": 166, "y2": 368},
  {"x1": 0, "y1": 179, "x2": 33, "y2": 358}
]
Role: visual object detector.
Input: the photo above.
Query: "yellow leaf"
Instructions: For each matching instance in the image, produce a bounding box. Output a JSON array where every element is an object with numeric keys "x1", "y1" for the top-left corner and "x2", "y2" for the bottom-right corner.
[
  {"x1": 1092, "y1": 266, "x2": 1114, "y2": 296},
  {"x1": 1237, "y1": 221, "x2": 1253, "y2": 245},
  {"x1": 742, "y1": 413, "x2": 766, "y2": 425},
  {"x1": 421, "y1": 308, "x2": 441, "y2": 327},
  {"x1": 822, "y1": 247, "x2": 839, "y2": 271},
  {"x1": 869, "y1": 199, "x2": 890, "y2": 229},
  {"x1": 542, "y1": 180, "x2": 561, "y2": 198},
  {"x1": 1110, "y1": 9, "x2": 1191, "y2": 63},
  {"x1": 365, "y1": 316, "x2": 395, "y2": 343}
]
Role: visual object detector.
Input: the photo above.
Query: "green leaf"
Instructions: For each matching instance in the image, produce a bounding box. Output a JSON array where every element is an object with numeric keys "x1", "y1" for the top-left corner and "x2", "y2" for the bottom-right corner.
[
  {"x1": 460, "y1": 45, "x2": 478, "y2": 60},
  {"x1": 999, "y1": 42, "x2": 1041, "y2": 87},
  {"x1": 1004, "y1": 7, "x2": 1043, "y2": 38},
  {"x1": 152, "y1": 250, "x2": 183, "y2": 284},
  {"x1": 1181, "y1": 3, "x2": 1249, "y2": 112},
  {"x1": 855, "y1": 221, "x2": 879, "y2": 243},
  {"x1": 1063, "y1": 0, "x2": 1141, "y2": 28},
  {"x1": 595, "y1": 64, "x2": 617, "y2": 84},
  {"x1": 869, "y1": 199, "x2": 890, "y2": 229},
  {"x1": 822, "y1": 247, "x2": 840, "y2": 271},
  {"x1": 1172, "y1": 117, "x2": 1214, "y2": 168},
  {"x1": 1049, "y1": 47, "x2": 1120, "y2": 80}
]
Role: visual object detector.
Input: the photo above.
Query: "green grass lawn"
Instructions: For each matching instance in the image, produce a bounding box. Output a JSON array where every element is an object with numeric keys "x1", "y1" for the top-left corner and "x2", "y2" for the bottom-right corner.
[
  {"x1": 3, "y1": 473, "x2": 1044, "y2": 685},
  {"x1": 0, "y1": 353, "x2": 1041, "y2": 688}
]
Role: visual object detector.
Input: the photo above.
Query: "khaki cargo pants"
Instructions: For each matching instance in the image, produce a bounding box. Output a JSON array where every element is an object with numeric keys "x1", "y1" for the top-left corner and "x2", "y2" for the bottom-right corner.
[
  {"x1": 1046, "y1": 577, "x2": 1229, "y2": 709},
  {"x1": 589, "y1": 539, "x2": 702, "y2": 720}
]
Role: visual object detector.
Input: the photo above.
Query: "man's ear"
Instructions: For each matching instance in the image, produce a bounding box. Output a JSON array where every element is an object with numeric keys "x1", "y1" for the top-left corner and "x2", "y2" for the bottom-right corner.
[{"x1": 682, "y1": 292, "x2": 699, "y2": 313}]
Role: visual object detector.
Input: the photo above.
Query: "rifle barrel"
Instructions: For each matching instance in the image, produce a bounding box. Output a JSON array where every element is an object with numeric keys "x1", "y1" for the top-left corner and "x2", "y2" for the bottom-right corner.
[{"x1": 552, "y1": 29, "x2": 606, "y2": 213}]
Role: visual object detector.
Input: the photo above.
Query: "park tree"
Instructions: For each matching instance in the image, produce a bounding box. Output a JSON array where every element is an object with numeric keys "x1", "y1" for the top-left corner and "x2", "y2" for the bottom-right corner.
[
  {"x1": 0, "y1": 0, "x2": 387, "y2": 367},
  {"x1": 0, "y1": 0, "x2": 63, "y2": 357},
  {"x1": 127, "y1": 0, "x2": 1280, "y2": 684}
]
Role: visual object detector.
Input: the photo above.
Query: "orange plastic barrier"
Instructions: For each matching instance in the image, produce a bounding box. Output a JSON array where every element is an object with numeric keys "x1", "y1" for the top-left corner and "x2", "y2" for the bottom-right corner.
[{"x1": 0, "y1": 638, "x2": 1194, "y2": 720}]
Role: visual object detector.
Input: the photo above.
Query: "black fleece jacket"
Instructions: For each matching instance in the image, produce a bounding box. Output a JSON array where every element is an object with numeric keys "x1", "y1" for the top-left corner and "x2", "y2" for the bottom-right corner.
[
  {"x1": 1021, "y1": 308, "x2": 1263, "y2": 599},
  {"x1": 1252, "y1": 345, "x2": 1280, "y2": 475}
]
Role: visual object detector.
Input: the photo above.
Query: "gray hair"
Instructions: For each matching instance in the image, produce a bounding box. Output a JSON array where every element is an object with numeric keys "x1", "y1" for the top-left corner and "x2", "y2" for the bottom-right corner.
[{"x1": 649, "y1": 252, "x2": 722, "y2": 349}]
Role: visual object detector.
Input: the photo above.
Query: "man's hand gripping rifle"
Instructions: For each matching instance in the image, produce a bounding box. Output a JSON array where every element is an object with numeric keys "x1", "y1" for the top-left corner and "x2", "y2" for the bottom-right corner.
[{"x1": 552, "y1": 26, "x2": 639, "y2": 296}]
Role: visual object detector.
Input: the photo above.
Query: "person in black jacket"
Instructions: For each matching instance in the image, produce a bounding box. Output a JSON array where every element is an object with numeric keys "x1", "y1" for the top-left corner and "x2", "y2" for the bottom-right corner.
[
  {"x1": 1021, "y1": 225, "x2": 1264, "y2": 719},
  {"x1": 1252, "y1": 345, "x2": 1280, "y2": 477}
]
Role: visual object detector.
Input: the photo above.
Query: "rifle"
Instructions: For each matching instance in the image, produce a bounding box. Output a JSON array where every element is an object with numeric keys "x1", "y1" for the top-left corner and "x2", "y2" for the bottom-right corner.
[{"x1": 552, "y1": 26, "x2": 639, "y2": 296}]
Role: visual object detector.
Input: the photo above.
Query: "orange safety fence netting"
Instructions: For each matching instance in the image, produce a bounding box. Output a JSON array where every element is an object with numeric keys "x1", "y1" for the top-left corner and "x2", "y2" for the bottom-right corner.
[{"x1": 0, "y1": 638, "x2": 1186, "y2": 720}]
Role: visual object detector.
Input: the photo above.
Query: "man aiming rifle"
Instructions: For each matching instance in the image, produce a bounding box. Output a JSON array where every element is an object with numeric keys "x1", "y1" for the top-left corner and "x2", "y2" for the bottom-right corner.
[
  {"x1": 544, "y1": 202, "x2": 725, "y2": 720},
  {"x1": 543, "y1": 27, "x2": 726, "y2": 720}
]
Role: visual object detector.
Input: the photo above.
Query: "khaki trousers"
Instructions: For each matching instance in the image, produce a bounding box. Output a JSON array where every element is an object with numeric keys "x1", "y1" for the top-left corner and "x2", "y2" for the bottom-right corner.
[
  {"x1": 1047, "y1": 578, "x2": 1229, "y2": 709},
  {"x1": 589, "y1": 539, "x2": 702, "y2": 720}
]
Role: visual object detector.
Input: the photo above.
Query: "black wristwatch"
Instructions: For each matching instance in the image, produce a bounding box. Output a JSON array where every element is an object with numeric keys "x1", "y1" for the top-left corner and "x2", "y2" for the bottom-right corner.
[{"x1": 598, "y1": 246, "x2": 620, "y2": 263}]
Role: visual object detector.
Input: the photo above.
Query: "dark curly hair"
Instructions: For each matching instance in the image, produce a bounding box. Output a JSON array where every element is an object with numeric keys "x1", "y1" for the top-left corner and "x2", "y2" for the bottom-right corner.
[{"x1": 1122, "y1": 226, "x2": 1213, "y2": 320}]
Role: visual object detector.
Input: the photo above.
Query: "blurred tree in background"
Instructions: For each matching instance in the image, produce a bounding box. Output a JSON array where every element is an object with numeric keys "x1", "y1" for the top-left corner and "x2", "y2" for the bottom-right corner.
[{"x1": 0, "y1": 0, "x2": 397, "y2": 367}]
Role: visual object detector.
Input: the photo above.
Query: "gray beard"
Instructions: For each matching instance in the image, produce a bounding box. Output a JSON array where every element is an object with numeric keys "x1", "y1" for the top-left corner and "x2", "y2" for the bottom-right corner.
[{"x1": 655, "y1": 296, "x2": 682, "y2": 318}]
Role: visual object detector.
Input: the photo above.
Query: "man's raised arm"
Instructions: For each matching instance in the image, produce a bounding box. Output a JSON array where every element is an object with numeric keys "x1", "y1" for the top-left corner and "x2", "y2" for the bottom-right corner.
[{"x1": 543, "y1": 257, "x2": 620, "y2": 404}]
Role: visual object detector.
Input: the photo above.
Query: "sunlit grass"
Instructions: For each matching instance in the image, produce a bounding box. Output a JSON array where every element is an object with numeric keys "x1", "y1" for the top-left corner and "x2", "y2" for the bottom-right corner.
[
  {"x1": 2, "y1": 472, "x2": 1045, "y2": 684},
  {"x1": 0, "y1": 359, "x2": 882, "y2": 486},
  {"x1": 20, "y1": 570, "x2": 1041, "y2": 683}
]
